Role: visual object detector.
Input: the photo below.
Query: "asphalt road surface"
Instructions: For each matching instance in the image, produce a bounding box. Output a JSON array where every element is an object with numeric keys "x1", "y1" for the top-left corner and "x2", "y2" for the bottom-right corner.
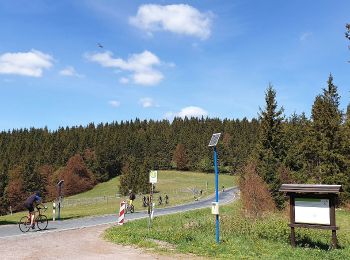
[{"x1": 0, "y1": 187, "x2": 239, "y2": 239}]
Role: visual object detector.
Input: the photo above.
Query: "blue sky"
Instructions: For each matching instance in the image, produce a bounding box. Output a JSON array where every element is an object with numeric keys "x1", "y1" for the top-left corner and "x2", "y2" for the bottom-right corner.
[{"x1": 0, "y1": 0, "x2": 349, "y2": 131}]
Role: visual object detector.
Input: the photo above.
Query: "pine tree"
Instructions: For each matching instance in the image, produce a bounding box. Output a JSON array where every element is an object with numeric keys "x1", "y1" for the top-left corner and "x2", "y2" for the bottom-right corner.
[
  {"x1": 341, "y1": 104, "x2": 350, "y2": 201},
  {"x1": 255, "y1": 84, "x2": 285, "y2": 209},
  {"x1": 308, "y1": 75, "x2": 346, "y2": 185}
]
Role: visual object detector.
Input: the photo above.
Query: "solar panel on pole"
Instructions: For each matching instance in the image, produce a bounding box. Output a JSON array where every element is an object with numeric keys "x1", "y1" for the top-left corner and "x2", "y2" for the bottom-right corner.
[{"x1": 208, "y1": 133, "x2": 221, "y2": 147}]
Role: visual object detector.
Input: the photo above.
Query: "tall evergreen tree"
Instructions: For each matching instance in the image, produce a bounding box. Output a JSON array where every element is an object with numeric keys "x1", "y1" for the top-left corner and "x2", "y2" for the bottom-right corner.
[
  {"x1": 308, "y1": 74, "x2": 346, "y2": 185},
  {"x1": 255, "y1": 84, "x2": 285, "y2": 208}
]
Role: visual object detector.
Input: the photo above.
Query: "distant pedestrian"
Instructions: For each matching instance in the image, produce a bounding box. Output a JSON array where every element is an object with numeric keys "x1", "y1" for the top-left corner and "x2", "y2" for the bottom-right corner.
[
  {"x1": 165, "y1": 194, "x2": 169, "y2": 204},
  {"x1": 199, "y1": 189, "x2": 203, "y2": 196},
  {"x1": 158, "y1": 195, "x2": 163, "y2": 205},
  {"x1": 142, "y1": 196, "x2": 147, "y2": 207},
  {"x1": 222, "y1": 185, "x2": 225, "y2": 192}
]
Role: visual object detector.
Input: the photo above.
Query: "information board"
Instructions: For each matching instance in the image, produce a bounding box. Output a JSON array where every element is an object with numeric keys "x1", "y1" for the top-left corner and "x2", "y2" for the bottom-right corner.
[{"x1": 295, "y1": 198, "x2": 330, "y2": 225}]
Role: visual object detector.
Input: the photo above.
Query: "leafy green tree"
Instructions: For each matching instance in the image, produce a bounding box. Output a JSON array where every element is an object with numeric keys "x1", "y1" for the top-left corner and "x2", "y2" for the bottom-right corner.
[{"x1": 255, "y1": 84, "x2": 285, "y2": 209}]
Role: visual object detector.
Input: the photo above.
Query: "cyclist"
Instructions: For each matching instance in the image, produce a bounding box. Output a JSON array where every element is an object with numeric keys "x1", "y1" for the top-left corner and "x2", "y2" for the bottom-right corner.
[
  {"x1": 24, "y1": 191, "x2": 45, "y2": 229},
  {"x1": 128, "y1": 189, "x2": 136, "y2": 207}
]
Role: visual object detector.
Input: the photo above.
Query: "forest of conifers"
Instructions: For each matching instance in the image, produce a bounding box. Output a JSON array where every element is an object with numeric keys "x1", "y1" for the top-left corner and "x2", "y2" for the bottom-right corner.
[{"x1": 0, "y1": 74, "x2": 349, "y2": 214}]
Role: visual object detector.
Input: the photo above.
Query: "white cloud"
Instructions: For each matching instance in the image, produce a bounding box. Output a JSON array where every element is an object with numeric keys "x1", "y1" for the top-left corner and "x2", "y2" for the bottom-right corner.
[
  {"x1": 59, "y1": 66, "x2": 83, "y2": 77},
  {"x1": 139, "y1": 97, "x2": 156, "y2": 108},
  {"x1": 133, "y1": 71, "x2": 163, "y2": 85},
  {"x1": 109, "y1": 100, "x2": 120, "y2": 107},
  {"x1": 86, "y1": 50, "x2": 165, "y2": 86},
  {"x1": 0, "y1": 49, "x2": 53, "y2": 77},
  {"x1": 165, "y1": 106, "x2": 208, "y2": 120},
  {"x1": 130, "y1": 4, "x2": 212, "y2": 40},
  {"x1": 178, "y1": 106, "x2": 208, "y2": 118}
]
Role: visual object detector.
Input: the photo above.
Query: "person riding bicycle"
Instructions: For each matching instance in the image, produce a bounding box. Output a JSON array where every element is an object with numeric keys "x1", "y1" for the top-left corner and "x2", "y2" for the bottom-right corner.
[
  {"x1": 24, "y1": 191, "x2": 46, "y2": 229},
  {"x1": 128, "y1": 189, "x2": 136, "y2": 207}
]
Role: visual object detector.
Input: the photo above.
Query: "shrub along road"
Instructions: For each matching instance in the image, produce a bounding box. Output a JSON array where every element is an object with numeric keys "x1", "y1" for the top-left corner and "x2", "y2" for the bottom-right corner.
[{"x1": 0, "y1": 187, "x2": 239, "y2": 239}]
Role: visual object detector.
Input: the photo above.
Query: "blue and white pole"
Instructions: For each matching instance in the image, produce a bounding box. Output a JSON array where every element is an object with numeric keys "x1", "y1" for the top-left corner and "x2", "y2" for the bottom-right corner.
[
  {"x1": 214, "y1": 146, "x2": 220, "y2": 243},
  {"x1": 208, "y1": 133, "x2": 221, "y2": 244}
]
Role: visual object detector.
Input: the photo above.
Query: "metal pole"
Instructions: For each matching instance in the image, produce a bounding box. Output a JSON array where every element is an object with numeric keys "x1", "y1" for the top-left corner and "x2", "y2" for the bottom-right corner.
[
  {"x1": 214, "y1": 146, "x2": 219, "y2": 243},
  {"x1": 58, "y1": 199, "x2": 61, "y2": 221},
  {"x1": 53, "y1": 202, "x2": 56, "y2": 221}
]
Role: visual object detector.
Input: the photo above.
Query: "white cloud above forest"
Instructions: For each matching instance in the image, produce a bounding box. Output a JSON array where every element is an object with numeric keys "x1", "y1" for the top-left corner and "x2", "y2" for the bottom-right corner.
[
  {"x1": 0, "y1": 49, "x2": 53, "y2": 77},
  {"x1": 86, "y1": 50, "x2": 165, "y2": 86},
  {"x1": 165, "y1": 106, "x2": 208, "y2": 120},
  {"x1": 129, "y1": 4, "x2": 212, "y2": 40}
]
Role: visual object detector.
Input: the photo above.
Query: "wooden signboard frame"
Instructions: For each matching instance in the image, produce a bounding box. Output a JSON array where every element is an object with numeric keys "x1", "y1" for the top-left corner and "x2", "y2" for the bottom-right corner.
[{"x1": 280, "y1": 184, "x2": 342, "y2": 249}]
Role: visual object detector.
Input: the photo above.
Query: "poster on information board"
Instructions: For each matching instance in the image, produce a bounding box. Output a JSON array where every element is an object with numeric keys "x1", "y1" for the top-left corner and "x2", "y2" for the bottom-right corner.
[{"x1": 295, "y1": 198, "x2": 330, "y2": 225}]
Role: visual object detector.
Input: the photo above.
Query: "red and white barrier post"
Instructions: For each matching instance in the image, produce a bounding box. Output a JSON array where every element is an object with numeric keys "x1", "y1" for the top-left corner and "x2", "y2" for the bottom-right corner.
[{"x1": 118, "y1": 200, "x2": 126, "y2": 225}]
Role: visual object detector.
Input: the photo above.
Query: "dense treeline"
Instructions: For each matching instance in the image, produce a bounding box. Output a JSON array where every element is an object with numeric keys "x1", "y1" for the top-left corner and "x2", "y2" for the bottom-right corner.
[
  {"x1": 0, "y1": 117, "x2": 259, "y2": 214},
  {"x1": 0, "y1": 74, "x2": 349, "y2": 214}
]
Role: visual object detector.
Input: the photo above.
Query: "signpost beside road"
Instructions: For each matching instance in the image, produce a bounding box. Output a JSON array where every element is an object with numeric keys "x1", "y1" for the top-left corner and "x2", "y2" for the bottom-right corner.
[
  {"x1": 148, "y1": 170, "x2": 158, "y2": 229},
  {"x1": 208, "y1": 133, "x2": 221, "y2": 244}
]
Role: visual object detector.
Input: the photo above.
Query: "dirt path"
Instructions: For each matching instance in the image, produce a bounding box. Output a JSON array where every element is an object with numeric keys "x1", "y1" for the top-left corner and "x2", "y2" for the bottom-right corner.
[{"x1": 0, "y1": 224, "x2": 199, "y2": 260}]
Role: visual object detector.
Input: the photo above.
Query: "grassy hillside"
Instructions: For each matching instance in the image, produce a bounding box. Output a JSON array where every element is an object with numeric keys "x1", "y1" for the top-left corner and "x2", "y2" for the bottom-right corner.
[{"x1": 0, "y1": 170, "x2": 236, "y2": 224}]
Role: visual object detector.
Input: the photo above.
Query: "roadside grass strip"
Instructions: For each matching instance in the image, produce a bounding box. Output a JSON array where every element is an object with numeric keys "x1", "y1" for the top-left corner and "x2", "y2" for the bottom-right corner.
[{"x1": 105, "y1": 201, "x2": 350, "y2": 259}]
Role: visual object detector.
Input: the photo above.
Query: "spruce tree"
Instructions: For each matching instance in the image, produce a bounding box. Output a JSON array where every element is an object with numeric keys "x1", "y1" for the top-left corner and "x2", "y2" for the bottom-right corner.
[
  {"x1": 309, "y1": 74, "x2": 346, "y2": 185},
  {"x1": 342, "y1": 104, "x2": 350, "y2": 200},
  {"x1": 255, "y1": 84, "x2": 285, "y2": 209}
]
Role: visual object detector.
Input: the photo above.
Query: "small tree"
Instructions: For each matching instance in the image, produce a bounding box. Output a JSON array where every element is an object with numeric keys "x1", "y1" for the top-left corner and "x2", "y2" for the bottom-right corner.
[
  {"x1": 60, "y1": 154, "x2": 96, "y2": 196},
  {"x1": 119, "y1": 158, "x2": 150, "y2": 195},
  {"x1": 173, "y1": 144, "x2": 188, "y2": 170},
  {"x1": 239, "y1": 162, "x2": 275, "y2": 218}
]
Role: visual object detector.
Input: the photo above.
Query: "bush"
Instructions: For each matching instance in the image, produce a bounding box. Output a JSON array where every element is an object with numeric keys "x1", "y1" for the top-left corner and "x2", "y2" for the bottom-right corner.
[
  {"x1": 239, "y1": 162, "x2": 275, "y2": 217},
  {"x1": 60, "y1": 154, "x2": 96, "y2": 196}
]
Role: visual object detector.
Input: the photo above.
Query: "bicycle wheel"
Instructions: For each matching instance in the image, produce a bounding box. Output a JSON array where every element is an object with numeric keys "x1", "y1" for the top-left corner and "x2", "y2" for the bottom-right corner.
[
  {"x1": 36, "y1": 215, "x2": 48, "y2": 230},
  {"x1": 19, "y1": 216, "x2": 31, "y2": 232}
]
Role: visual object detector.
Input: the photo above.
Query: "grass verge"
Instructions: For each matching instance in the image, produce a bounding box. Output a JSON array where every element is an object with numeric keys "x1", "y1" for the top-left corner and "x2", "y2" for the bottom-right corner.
[{"x1": 105, "y1": 201, "x2": 350, "y2": 259}]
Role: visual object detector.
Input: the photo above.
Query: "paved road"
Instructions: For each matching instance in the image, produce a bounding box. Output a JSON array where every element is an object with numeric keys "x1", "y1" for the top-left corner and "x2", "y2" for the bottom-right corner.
[{"x1": 0, "y1": 187, "x2": 239, "y2": 239}]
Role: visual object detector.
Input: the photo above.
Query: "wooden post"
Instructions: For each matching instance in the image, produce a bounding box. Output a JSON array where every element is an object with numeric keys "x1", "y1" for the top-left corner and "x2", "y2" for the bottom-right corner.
[
  {"x1": 289, "y1": 194, "x2": 296, "y2": 247},
  {"x1": 330, "y1": 195, "x2": 338, "y2": 249}
]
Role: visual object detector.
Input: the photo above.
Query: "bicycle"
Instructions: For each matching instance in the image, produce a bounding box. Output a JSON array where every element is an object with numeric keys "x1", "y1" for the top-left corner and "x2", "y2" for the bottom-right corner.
[
  {"x1": 19, "y1": 206, "x2": 48, "y2": 232},
  {"x1": 125, "y1": 201, "x2": 135, "y2": 213}
]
